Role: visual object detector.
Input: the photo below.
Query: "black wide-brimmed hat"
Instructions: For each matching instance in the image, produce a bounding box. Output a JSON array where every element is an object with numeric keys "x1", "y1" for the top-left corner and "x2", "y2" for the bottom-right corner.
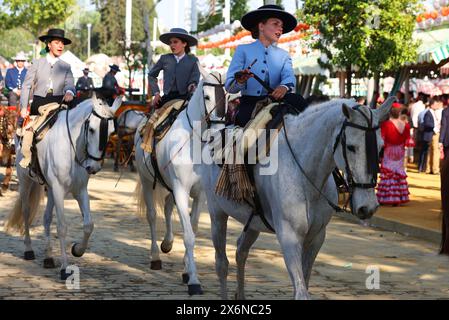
[
  {"x1": 39, "y1": 28, "x2": 72, "y2": 45},
  {"x1": 241, "y1": 5, "x2": 297, "y2": 34},
  {"x1": 159, "y1": 28, "x2": 198, "y2": 47},
  {"x1": 109, "y1": 64, "x2": 121, "y2": 72}
]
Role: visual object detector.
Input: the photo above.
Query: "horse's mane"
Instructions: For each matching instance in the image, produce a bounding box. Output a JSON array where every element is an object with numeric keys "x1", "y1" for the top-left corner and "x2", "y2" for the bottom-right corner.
[{"x1": 287, "y1": 98, "x2": 358, "y2": 124}]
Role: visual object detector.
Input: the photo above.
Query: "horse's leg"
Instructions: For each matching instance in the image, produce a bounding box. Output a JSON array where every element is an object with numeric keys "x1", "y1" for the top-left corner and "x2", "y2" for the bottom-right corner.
[
  {"x1": 210, "y1": 209, "x2": 229, "y2": 300},
  {"x1": 302, "y1": 227, "x2": 326, "y2": 289},
  {"x1": 275, "y1": 218, "x2": 310, "y2": 300},
  {"x1": 189, "y1": 191, "x2": 204, "y2": 235},
  {"x1": 51, "y1": 185, "x2": 70, "y2": 280},
  {"x1": 173, "y1": 186, "x2": 202, "y2": 295},
  {"x1": 141, "y1": 178, "x2": 162, "y2": 270},
  {"x1": 1, "y1": 150, "x2": 12, "y2": 191},
  {"x1": 21, "y1": 180, "x2": 35, "y2": 260},
  {"x1": 43, "y1": 190, "x2": 56, "y2": 268},
  {"x1": 114, "y1": 135, "x2": 120, "y2": 172},
  {"x1": 160, "y1": 193, "x2": 175, "y2": 254},
  {"x1": 127, "y1": 138, "x2": 136, "y2": 172},
  {"x1": 235, "y1": 228, "x2": 260, "y2": 300},
  {"x1": 71, "y1": 187, "x2": 94, "y2": 258}
]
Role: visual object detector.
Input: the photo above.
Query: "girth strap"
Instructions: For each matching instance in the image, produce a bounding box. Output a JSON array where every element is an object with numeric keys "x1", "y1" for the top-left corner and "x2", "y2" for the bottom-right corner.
[
  {"x1": 150, "y1": 140, "x2": 173, "y2": 193},
  {"x1": 244, "y1": 163, "x2": 275, "y2": 233}
]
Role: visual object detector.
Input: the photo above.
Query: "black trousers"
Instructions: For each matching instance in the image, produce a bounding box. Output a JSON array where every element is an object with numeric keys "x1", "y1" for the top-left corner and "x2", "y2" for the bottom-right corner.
[
  {"x1": 30, "y1": 94, "x2": 64, "y2": 116},
  {"x1": 418, "y1": 141, "x2": 430, "y2": 172},
  {"x1": 235, "y1": 95, "x2": 268, "y2": 127},
  {"x1": 159, "y1": 91, "x2": 187, "y2": 108},
  {"x1": 235, "y1": 93, "x2": 308, "y2": 127}
]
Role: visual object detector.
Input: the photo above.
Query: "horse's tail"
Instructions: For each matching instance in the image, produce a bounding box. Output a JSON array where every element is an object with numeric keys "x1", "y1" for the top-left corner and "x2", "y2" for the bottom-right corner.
[
  {"x1": 5, "y1": 182, "x2": 44, "y2": 235},
  {"x1": 134, "y1": 180, "x2": 166, "y2": 219}
]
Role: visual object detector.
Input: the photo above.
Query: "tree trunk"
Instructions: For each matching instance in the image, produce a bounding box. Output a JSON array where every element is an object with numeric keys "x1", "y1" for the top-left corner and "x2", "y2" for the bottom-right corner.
[
  {"x1": 345, "y1": 65, "x2": 352, "y2": 97},
  {"x1": 370, "y1": 72, "x2": 380, "y2": 108}
]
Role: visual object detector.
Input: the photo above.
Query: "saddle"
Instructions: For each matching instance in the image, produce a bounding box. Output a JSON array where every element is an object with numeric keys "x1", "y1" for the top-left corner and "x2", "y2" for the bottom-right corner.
[
  {"x1": 139, "y1": 99, "x2": 187, "y2": 153},
  {"x1": 23, "y1": 103, "x2": 64, "y2": 184}
]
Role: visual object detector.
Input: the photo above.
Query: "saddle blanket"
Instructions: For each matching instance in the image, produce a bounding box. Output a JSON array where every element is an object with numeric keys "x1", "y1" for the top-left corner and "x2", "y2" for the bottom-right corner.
[
  {"x1": 19, "y1": 102, "x2": 62, "y2": 142},
  {"x1": 139, "y1": 99, "x2": 186, "y2": 153}
]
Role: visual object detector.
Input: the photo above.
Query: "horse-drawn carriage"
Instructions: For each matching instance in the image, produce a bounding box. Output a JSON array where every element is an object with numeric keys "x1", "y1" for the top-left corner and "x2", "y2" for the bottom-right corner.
[
  {"x1": 0, "y1": 105, "x2": 18, "y2": 195},
  {"x1": 107, "y1": 100, "x2": 149, "y2": 171}
]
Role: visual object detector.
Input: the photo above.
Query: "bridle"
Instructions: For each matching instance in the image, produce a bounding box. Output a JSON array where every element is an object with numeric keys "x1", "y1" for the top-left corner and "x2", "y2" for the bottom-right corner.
[
  {"x1": 66, "y1": 106, "x2": 115, "y2": 169},
  {"x1": 283, "y1": 104, "x2": 381, "y2": 215},
  {"x1": 185, "y1": 73, "x2": 226, "y2": 131},
  {"x1": 332, "y1": 105, "x2": 380, "y2": 191}
]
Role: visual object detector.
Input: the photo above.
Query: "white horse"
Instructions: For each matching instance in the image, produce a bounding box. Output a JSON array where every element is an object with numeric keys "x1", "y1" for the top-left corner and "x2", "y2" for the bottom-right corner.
[
  {"x1": 200, "y1": 97, "x2": 395, "y2": 299},
  {"x1": 6, "y1": 94, "x2": 122, "y2": 280},
  {"x1": 134, "y1": 71, "x2": 225, "y2": 295}
]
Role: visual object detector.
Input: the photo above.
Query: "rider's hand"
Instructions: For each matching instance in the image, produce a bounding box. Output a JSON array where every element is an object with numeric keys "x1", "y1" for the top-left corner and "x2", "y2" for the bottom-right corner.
[
  {"x1": 63, "y1": 92, "x2": 74, "y2": 103},
  {"x1": 270, "y1": 86, "x2": 288, "y2": 101},
  {"x1": 188, "y1": 83, "x2": 196, "y2": 93},
  {"x1": 235, "y1": 69, "x2": 253, "y2": 85},
  {"x1": 152, "y1": 93, "x2": 161, "y2": 107}
]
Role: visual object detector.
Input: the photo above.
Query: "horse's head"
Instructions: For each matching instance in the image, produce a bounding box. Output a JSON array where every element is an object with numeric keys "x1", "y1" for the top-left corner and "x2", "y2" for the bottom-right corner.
[
  {"x1": 197, "y1": 69, "x2": 226, "y2": 122},
  {"x1": 334, "y1": 96, "x2": 394, "y2": 220},
  {"x1": 83, "y1": 93, "x2": 122, "y2": 174}
]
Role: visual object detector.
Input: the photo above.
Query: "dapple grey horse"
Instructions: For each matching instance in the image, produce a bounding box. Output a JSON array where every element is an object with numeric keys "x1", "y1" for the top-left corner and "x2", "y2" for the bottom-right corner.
[
  {"x1": 200, "y1": 97, "x2": 395, "y2": 299},
  {"x1": 134, "y1": 71, "x2": 225, "y2": 295},
  {"x1": 6, "y1": 94, "x2": 122, "y2": 279}
]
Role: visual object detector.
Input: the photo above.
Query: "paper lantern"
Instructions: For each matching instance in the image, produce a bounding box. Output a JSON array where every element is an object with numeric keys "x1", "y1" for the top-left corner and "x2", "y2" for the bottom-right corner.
[{"x1": 434, "y1": 0, "x2": 441, "y2": 9}]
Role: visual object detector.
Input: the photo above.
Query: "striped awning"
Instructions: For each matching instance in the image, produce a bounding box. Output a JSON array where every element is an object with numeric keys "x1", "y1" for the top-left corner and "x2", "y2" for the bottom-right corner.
[{"x1": 414, "y1": 28, "x2": 449, "y2": 64}]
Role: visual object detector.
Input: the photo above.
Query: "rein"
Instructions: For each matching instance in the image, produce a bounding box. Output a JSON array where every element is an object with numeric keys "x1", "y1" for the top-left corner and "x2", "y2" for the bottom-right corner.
[
  {"x1": 282, "y1": 104, "x2": 380, "y2": 215},
  {"x1": 66, "y1": 104, "x2": 114, "y2": 171}
]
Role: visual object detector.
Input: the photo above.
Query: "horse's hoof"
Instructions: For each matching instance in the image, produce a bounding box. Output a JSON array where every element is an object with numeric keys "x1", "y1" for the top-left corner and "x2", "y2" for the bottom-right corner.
[
  {"x1": 130, "y1": 166, "x2": 136, "y2": 173},
  {"x1": 113, "y1": 166, "x2": 119, "y2": 172},
  {"x1": 150, "y1": 260, "x2": 162, "y2": 270},
  {"x1": 160, "y1": 240, "x2": 173, "y2": 253},
  {"x1": 43, "y1": 257, "x2": 56, "y2": 269},
  {"x1": 188, "y1": 284, "x2": 203, "y2": 296},
  {"x1": 24, "y1": 250, "x2": 35, "y2": 260},
  {"x1": 182, "y1": 273, "x2": 189, "y2": 284},
  {"x1": 71, "y1": 243, "x2": 84, "y2": 258},
  {"x1": 60, "y1": 269, "x2": 73, "y2": 281}
]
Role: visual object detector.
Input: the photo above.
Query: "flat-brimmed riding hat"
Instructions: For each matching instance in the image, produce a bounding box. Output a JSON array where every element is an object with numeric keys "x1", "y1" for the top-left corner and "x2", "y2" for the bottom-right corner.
[
  {"x1": 83, "y1": 67, "x2": 90, "y2": 72},
  {"x1": 241, "y1": 5, "x2": 298, "y2": 34},
  {"x1": 39, "y1": 28, "x2": 72, "y2": 45},
  {"x1": 159, "y1": 28, "x2": 198, "y2": 47},
  {"x1": 12, "y1": 51, "x2": 28, "y2": 61},
  {"x1": 109, "y1": 64, "x2": 121, "y2": 72}
]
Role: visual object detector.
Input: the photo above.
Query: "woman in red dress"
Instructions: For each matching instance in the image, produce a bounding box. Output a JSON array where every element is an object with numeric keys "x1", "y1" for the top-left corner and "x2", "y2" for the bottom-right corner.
[{"x1": 376, "y1": 105, "x2": 411, "y2": 205}]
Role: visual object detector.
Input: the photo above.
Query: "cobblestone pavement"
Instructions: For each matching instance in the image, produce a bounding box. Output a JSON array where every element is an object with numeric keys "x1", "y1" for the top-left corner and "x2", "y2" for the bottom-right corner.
[{"x1": 1, "y1": 162, "x2": 449, "y2": 300}]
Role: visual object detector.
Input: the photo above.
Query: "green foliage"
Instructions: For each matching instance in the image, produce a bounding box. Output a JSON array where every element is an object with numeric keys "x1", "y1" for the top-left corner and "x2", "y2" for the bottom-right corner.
[
  {"x1": 1, "y1": 0, "x2": 75, "y2": 37},
  {"x1": 303, "y1": 0, "x2": 420, "y2": 76},
  {"x1": 0, "y1": 27, "x2": 35, "y2": 60},
  {"x1": 59, "y1": 5, "x2": 101, "y2": 61},
  {"x1": 95, "y1": 0, "x2": 157, "y2": 57},
  {"x1": 197, "y1": 0, "x2": 249, "y2": 33}
]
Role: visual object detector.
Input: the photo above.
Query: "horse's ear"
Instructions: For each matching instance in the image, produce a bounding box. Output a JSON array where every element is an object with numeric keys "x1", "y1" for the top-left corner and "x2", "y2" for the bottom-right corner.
[
  {"x1": 110, "y1": 95, "x2": 123, "y2": 115},
  {"x1": 197, "y1": 61, "x2": 209, "y2": 80},
  {"x1": 342, "y1": 103, "x2": 352, "y2": 119},
  {"x1": 91, "y1": 91, "x2": 98, "y2": 105},
  {"x1": 377, "y1": 96, "x2": 396, "y2": 122}
]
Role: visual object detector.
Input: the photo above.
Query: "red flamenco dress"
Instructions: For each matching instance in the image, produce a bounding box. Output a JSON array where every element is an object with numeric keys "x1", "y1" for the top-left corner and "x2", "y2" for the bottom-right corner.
[{"x1": 376, "y1": 120, "x2": 411, "y2": 205}]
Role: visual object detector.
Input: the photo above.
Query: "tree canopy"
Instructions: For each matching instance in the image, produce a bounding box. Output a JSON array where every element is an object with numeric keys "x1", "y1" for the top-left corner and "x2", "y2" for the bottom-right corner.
[{"x1": 303, "y1": 0, "x2": 420, "y2": 95}]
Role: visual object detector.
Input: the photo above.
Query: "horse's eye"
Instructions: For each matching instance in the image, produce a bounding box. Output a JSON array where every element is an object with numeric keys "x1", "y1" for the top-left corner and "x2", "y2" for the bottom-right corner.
[
  {"x1": 347, "y1": 145, "x2": 356, "y2": 152},
  {"x1": 204, "y1": 95, "x2": 210, "y2": 101},
  {"x1": 89, "y1": 128, "x2": 95, "y2": 134}
]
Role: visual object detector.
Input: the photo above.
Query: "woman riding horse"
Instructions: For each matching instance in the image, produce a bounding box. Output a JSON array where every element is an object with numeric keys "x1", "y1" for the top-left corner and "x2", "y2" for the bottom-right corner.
[
  {"x1": 226, "y1": 4, "x2": 306, "y2": 127},
  {"x1": 18, "y1": 28, "x2": 75, "y2": 169},
  {"x1": 148, "y1": 28, "x2": 200, "y2": 108}
]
